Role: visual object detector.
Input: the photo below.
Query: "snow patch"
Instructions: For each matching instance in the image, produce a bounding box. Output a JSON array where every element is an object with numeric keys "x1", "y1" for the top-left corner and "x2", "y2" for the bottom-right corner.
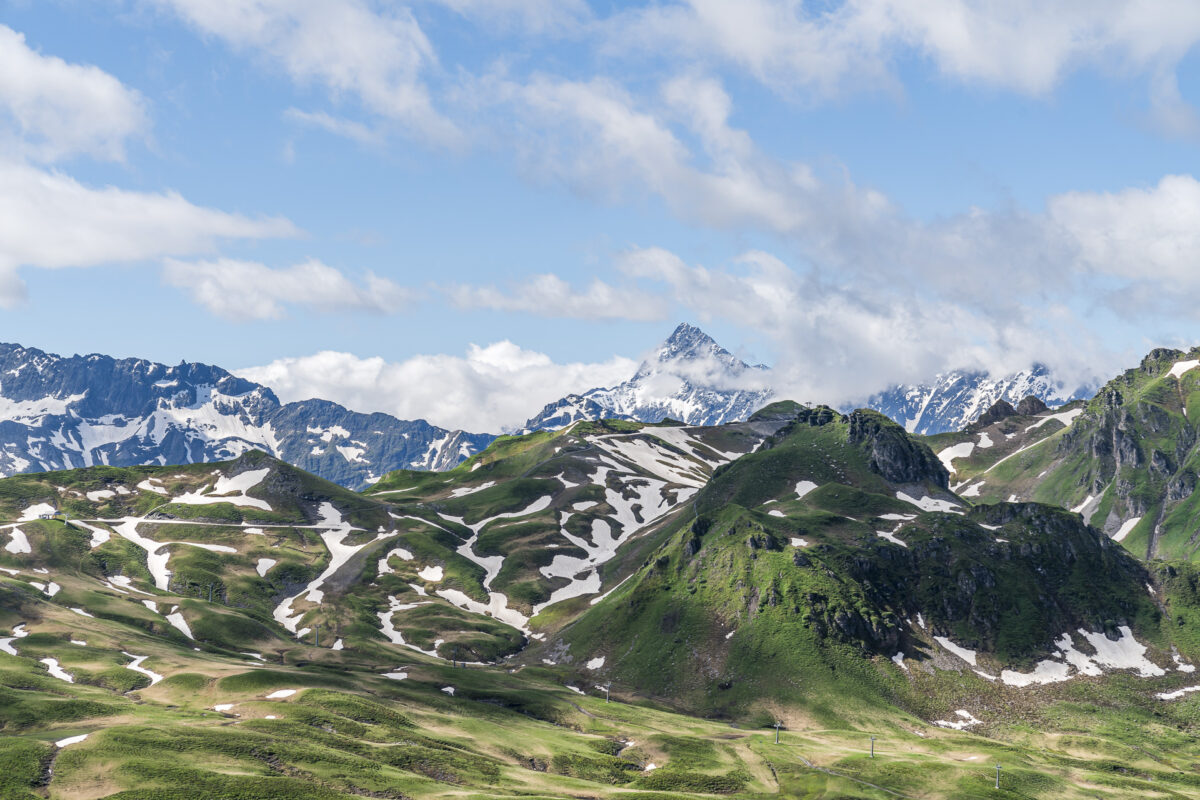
[
  {"x1": 935, "y1": 636, "x2": 977, "y2": 666},
  {"x1": 795, "y1": 480, "x2": 818, "y2": 498},
  {"x1": 4, "y1": 528, "x2": 30, "y2": 554},
  {"x1": 41, "y1": 657, "x2": 73, "y2": 682},
  {"x1": 896, "y1": 492, "x2": 962, "y2": 514},
  {"x1": 255, "y1": 558, "x2": 276, "y2": 577},
  {"x1": 1113, "y1": 517, "x2": 1141, "y2": 542},
  {"x1": 936, "y1": 442, "x2": 975, "y2": 475}
]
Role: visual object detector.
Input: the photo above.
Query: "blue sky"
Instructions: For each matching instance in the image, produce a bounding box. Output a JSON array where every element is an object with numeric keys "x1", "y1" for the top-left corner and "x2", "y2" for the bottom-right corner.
[{"x1": 2, "y1": 1, "x2": 1200, "y2": 431}]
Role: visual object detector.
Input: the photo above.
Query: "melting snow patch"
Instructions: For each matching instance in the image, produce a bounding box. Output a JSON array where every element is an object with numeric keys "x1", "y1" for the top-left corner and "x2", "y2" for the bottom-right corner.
[
  {"x1": 448, "y1": 481, "x2": 495, "y2": 498},
  {"x1": 166, "y1": 612, "x2": 193, "y2": 639},
  {"x1": 915, "y1": 613, "x2": 926, "y2": 629},
  {"x1": 1071, "y1": 495, "x2": 1095, "y2": 514},
  {"x1": 790, "y1": 537, "x2": 809, "y2": 547},
  {"x1": 1113, "y1": 517, "x2": 1141, "y2": 542},
  {"x1": 41, "y1": 657, "x2": 73, "y2": 682},
  {"x1": 934, "y1": 710, "x2": 982, "y2": 730},
  {"x1": 417, "y1": 565, "x2": 444, "y2": 582},
  {"x1": 377, "y1": 547, "x2": 414, "y2": 574},
  {"x1": 1025, "y1": 408, "x2": 1084, "y2": 432},
  {"x1": 961, "y1": 483, "x2": 983, "y2": 498},
  {"x1": 1173, "y1": 649, "x2": 1195, "y2": 673},
  {"x1": 896, "y1": 492, "x2": 962, "y2": 514},
  {"x1": 172, "y1": 468, "x2": 272, "y2": 511},
  {"x1": 644, "y1": 763, "x2": 657, "y2": 772},
  {"x1": 768, "y1": 510, "x2": 786, "y2": 518},
  {"x1": 86, "y1": 489, "x2": 115, "y2": 502},
  {"x1": 876, "y1": 528, "x2": 907, "y2": 548},
  {"x1": 137, "y1": 479, "x2": 168, "y2": 495},
  {"x1": 19, "y1": 503, "x2": 55, "y2": 521},
  {"x1": 255, "y1": 558, "x2": 276, "y2": 577},
  {"x1": 4, "y1": 528, "x2": 31, "y2": 554},
  {"x1": 70, "y1": 607, "x2": 94, "y2": 618},
  {"x1": 70, "y1": 640, "x2": 86, "y2": 646},
  {"x1": 977, "y1": 433, "x2": 993, "y2": 449},
  {"x1": 332, "y1": 639, "x2": 344, "y2": 651},
  {"x1": 935, "y1": 636, "x2": 977, "y2": 666},
  {"x1": 565, "y1": 685, "x2": 584, "y2": 695},
  {"x1": 55, "y1": 734, "x2": 89, "y2": 748},
  {"x1": 441, "y1": 686, "x2": 455, "y2": 696},
  {"x1": 1169, "y1": 359, "x2": 1200, "y2": 380},
  {"x1": 936, "y1": 442, "x2": 975, "y2": 475},
  {"x1": 213, "y1": 704, "x2": 234, "y2": 712},
  {"x1": 795, "y1": 480, "x2": 818, "y2": 498},
  {"x1": 892, "y1": 652, "x2": 907, "y2": 671},
  {"x1": 586, "y1": 656, "x2": 605, "y2": 670},
  {"x1": 265, "y1": 689, "x2": 297, "y2": 699},
  {"x1": 122, "y1": 652, "x2": 164, "y2": 685},
  {"x1": 1157, "y1": 685, "x2": 1200, "y2": 700},
  {"x1": 384, "y1": 671, "x2": 407, "y2": 680},
  {"x1": 1001, "y1": 628, "x2": 1163, "y2": 686}
]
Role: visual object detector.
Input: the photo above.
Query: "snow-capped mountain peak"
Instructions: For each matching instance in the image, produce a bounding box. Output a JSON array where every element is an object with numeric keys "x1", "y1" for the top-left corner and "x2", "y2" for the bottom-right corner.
[{"x1": 522, "y1": 324, "x2": 773, "y2": 431}]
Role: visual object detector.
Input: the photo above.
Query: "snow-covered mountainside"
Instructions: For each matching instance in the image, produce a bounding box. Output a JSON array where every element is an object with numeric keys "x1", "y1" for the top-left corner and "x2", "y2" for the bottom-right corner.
[
  {"x1": 865, "y1": 365, "x2": 1091, "y2": 435},
  {"x1": 0, "y1": 344, "x2": 492, "y2": 489},
  {"x1": 522, "y1": 323, "x2": 773, "y2": 431}
]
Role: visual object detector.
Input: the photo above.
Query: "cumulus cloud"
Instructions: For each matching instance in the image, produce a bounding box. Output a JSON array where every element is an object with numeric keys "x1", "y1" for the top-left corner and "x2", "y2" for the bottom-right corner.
[
  {"x1": 0, "y1": 160, "x2": 296, "y2": 307},
  {"x1": 616, "y1": 246, "x2": 1115, "y2": 406},
  {"x1": 237, "y1": 343, "x2": 638, "y2": 431},
  {"x1": 148, "y1": 0, "x2": 460, "y2": 145},
  {"x1": 162, "y1": 258, "x2": 411, "y2": 320},
  {"x1": 605, "y1": 1, "x2": 1200, "y2": 100},
  {"x1": 0, "y1": 24, "x2": 147, "y2": 162},
  {"x1": 446, "y1": 273, "x2": 666, "y2": 320}
]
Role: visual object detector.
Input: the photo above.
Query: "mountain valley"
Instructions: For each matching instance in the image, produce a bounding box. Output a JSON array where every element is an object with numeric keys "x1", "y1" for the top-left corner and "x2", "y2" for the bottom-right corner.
[{"x1": 5, "y1": 357, "x2": 1200, "y2": 797}]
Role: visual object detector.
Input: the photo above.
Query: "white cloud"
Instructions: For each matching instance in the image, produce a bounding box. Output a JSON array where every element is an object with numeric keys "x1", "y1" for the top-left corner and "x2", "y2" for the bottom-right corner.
[
  {"x1": 446, "y1": 273, "x2": 666, "y2": 320},
  {"x1": 0, "y1": 160, "x2": 296, "y2": 307},
  {"x1": 283, "y1": 108, "x2": 384, "y2": 145},
  {"x1": 149, "y1": 0, "x2": 459, "y2": 145},
  {"x1": 162, "y1": 258, "x2": 411, "y2": 320},
  {"x1": 424, "y1": 0, "x2": 592, "y2": 34},
  {"x1": 0, "y1": 24, "x2": 147, "y2": 162},
  {"x1": 606, "y1": 1, "x2": 1200, "y2": 99},
  {"x1": 237, "y1": 343, "x2": 637, "y2": 431},
  {"x1": 615, "y1": 246, "x2": 1114, "y2": 406}
]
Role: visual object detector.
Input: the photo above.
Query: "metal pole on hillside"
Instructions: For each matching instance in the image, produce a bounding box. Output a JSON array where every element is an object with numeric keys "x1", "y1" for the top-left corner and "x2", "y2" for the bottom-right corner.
[
  {"x1": 604, "y1": 683, "x2": 611, "y2": 703},
  {"x1": 870, "y1": 736, "x2": 876, "y2": 758},
  {"x1": 995, "y1": 764, "x2": 1001, "y2": 789},
  {"x1": 774, "y1": 721, "x2": 782, "y2": 744}
]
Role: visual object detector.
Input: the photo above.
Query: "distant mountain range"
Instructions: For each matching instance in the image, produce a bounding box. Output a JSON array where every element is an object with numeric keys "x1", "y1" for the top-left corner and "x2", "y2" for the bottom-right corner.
[
  {"x1": 0, "y1": 344, "x2": 491, "y2": 489},
  {"x1": 523, "y1": 323, "x2": 1089, "y2": 437},
  {"x1": 864, "y1": 365, "x2": 1092, "y2": 435},
  {"x1": 0, "y1": 330, "x2": 1093, "y2": 488}
]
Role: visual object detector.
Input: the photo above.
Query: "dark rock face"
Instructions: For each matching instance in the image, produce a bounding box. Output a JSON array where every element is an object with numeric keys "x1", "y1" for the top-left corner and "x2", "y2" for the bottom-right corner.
[
  {"x1": 846, "y1": 410, "x2": 950, "y2": 489},
  {"x1": 0, "y1": 343, "x2": 494, "y2": 489},
  {"x1": 826, "y1": 503, "x2": 1153, "y2": 658},
  {"x1": 970, "y1": 399, "x2": 1017, "y2": 430},
  {"x1": 1016, "y1": 396, "x2": 1050, "y2": 416}
]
